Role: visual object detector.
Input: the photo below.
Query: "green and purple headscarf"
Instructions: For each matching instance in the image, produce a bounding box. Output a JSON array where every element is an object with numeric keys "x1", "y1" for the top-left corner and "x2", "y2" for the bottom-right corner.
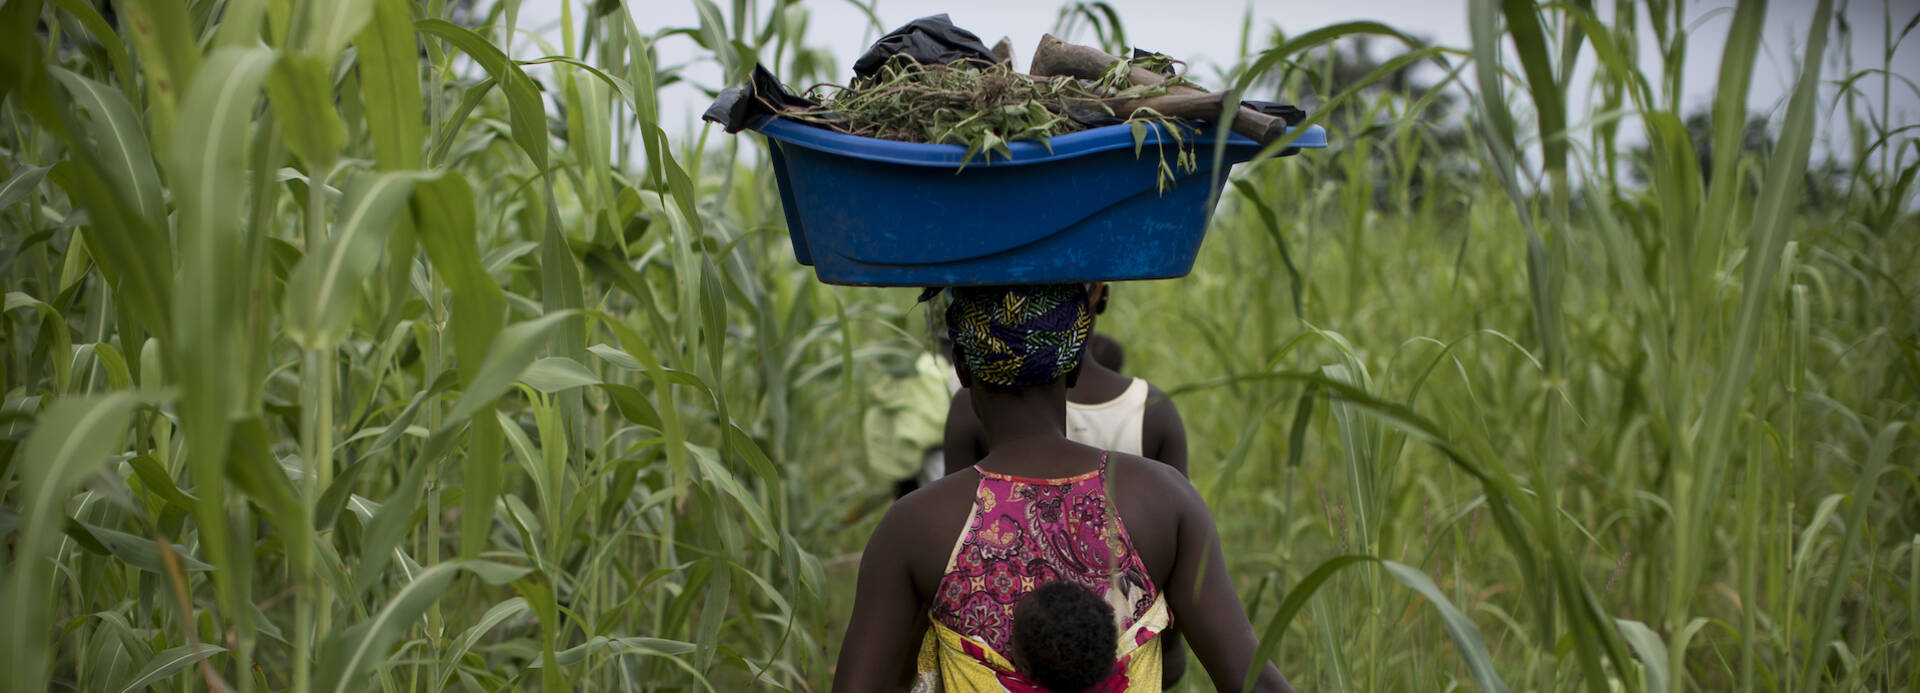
[{"x1": 944, "y1": 284, "x2": 1092, "y2": 389}]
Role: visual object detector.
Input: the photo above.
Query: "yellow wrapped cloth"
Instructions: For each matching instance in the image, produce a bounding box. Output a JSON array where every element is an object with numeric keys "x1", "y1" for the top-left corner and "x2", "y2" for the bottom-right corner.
[{"x1": 911, "y1": 596, "x2": 1168, "y2": 692}]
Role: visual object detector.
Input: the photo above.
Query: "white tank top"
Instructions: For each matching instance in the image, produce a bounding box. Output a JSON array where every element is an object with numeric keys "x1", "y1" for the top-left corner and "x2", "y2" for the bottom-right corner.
[{"x1": 1065, "y1": 378, "x2": 1149, "y2": 456}]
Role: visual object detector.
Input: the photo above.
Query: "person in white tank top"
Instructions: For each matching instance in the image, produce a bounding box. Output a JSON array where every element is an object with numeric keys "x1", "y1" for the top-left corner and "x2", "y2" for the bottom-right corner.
[
  {"x1": 941, "y1": 284, "x2": 1189, "y2": 477},
  {"x1": 1065, "y1": 347, "x2": 1151, "y2": 455}
]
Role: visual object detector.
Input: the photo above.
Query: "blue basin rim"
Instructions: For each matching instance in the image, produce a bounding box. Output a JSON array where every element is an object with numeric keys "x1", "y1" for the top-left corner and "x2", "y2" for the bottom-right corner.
[{"x1": 749, "y1": 114, "x2": 1328, "y2": 168}]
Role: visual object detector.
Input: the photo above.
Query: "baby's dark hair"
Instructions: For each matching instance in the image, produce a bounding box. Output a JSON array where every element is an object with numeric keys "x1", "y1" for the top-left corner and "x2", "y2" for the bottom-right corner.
[{"x1": 1011, "y1": 581, "x2": 1118, "y2": 693}]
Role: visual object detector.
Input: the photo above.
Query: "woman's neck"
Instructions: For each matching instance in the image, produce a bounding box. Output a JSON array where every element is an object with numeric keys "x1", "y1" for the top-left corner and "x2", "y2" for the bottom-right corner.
[
  {"x1": 975, "y1": 386, "x2": 1066, "y2": 443},
  {"x1": 972, "y1": 382, "x2": 1100, "y2": 476}
]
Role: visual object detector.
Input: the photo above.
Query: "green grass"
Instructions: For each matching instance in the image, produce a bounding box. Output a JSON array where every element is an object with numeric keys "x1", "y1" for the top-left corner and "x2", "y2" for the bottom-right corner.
[{"x1": 1, "y1": 0, "x2": 1915, "y2": 691}]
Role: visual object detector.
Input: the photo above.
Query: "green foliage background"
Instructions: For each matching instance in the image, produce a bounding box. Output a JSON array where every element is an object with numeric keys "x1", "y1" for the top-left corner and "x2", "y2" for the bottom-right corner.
[{"x1": 0, "y1": 0, "x2": 1914, "y2": 691}]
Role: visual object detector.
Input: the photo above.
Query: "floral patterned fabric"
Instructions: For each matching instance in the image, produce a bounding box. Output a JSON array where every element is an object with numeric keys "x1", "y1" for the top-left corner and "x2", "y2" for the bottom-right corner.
[
  {"x1": 912, "y1": 452, "x2": 1166, "y2": 692},
  {"x1": 932, "y1": 452, "x2": 1161, "y2": 659}
]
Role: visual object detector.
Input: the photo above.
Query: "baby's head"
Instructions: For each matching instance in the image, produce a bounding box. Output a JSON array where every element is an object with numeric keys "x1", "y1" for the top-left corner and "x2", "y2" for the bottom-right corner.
[{"x1": 1011, "y1": 581, "x2": 1118, "y2": 693}]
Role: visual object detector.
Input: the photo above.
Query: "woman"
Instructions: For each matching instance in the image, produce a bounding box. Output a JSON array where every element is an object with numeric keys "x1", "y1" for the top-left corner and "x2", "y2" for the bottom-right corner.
[
  {"x1": 941, "y1": 283, "x2": 1195, "y2": 686},
  {"x1": 833, "y1": 284, "x2": 1291, "y2": 692}
]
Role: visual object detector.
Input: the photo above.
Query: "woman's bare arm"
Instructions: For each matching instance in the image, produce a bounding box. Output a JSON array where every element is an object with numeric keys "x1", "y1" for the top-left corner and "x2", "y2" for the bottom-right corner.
[
  {"x1": 1163, "y1": 479, "x2": 1293, "y2": 693},
  {"x1": 833, "y1": 503, "x2": 928, "y2": 692}
]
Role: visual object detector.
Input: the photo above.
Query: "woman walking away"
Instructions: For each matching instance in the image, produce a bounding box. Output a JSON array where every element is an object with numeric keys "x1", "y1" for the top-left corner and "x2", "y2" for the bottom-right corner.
[
  {"x1": 944, "y1": 283, "x2": 1188, "y2": 477},
  {"x1": 941, "y1": 283, "x2": 1197, "y2": 688},
  {"x1": 833, "y1": 284, "x2": 1291, "y2": 693}
]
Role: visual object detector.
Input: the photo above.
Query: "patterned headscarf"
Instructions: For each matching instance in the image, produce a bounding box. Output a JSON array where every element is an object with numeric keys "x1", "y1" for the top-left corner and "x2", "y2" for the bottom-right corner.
[{"x1": 945, "y1": 284, "x2": 1092, "y2": 389}]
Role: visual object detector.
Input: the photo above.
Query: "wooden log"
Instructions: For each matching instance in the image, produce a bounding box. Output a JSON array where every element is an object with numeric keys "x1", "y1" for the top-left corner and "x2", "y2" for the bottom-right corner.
[
  {"x1": 1114, "y1": 91, "x2": 1231, "y2": 121},
  {"x1": 1029, "y1": 34, "x2": 1178, "y2": 93},
  {"x1": 1029, "y1": 33, "x2": 1291, "y2": 144}
]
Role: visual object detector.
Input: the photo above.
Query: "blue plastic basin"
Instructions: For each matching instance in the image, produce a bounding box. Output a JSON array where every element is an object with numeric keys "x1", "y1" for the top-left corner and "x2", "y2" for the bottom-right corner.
[{"x1": 752, "y1": 114, "x2": 1328, "y2": 286}]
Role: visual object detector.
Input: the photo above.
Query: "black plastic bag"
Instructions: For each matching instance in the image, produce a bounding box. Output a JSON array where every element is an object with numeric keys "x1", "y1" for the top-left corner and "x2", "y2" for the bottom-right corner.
[
  {"x1": 851, "y1": 14, "x2": 996, "y2": 77},
  {"x1": 1131, "y1": 48, "x2": 1177, "y2": 77},
  {"x1": 703, "y1": 64, "x2": 818, "y2": 133},
  {"x1": 1243, "y1": 100, "x2": 1306, "y2": 126}
]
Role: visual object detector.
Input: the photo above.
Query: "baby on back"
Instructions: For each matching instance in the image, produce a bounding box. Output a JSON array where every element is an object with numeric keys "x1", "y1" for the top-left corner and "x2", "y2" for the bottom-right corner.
[{"x1": 1011, "y1": 582, "x2": 1121, "y2": 693}]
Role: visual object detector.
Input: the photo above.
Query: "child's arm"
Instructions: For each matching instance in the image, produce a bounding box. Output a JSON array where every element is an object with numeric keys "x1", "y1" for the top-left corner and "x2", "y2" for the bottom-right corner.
[
  {"x1": 833, "y1": 503, "x2": 928, "y2": 692},
  {"x1": 1164, "y1": 479, "x2": 1294, "y2": 693},
  {"x1": 1144, "y1": 383, "x2": 1189, "y2": 477},
  {"x1": 942, "y1": 389, "x2": 985, "y2": 476},
  {"x1": 1160, "y1": 628, "x2": 1190, "y2": 687}
]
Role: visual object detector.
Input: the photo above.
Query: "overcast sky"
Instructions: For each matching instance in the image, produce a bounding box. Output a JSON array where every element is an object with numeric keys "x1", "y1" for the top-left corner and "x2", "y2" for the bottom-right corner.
[{"x1": 513, "y1": 0, "x2": 1919, "y2": 163}]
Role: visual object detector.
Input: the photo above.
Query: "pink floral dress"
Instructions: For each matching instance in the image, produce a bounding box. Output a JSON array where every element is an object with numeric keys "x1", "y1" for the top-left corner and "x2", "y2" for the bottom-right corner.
[{"x1": 913, "y1": 453, "x2": 1169, "y2": 692}]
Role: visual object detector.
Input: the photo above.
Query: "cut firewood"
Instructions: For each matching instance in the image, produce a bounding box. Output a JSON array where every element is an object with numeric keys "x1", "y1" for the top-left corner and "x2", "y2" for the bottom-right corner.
[
  {"x1": 1111, "y1": 91, "x2": 1233, "y2": 122},
  {"x1": 1029, "y1": 34, "x2": 1292, "y2": 145},
  {"x1": 1029, "y1": 34, "x2": 1180, "y2": 93}
]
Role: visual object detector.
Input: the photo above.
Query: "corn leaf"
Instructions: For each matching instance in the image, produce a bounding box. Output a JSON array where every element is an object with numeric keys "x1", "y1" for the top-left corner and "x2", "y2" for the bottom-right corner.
[
  {"x1": 116, "y1": 644, "x2": 229, "y2": 693},
  {"x1": 317, "y1": 560, "x2": 532, "y2": 693},
  {"x1": 283, "y1": 170, "x2": 424, "y2": 348},
  {"x1": 2, "y1": 391, "x2": 156, "y2": 692},
  {"x1": 116, "y1": 0, "x2": 201, "y2": 158},
  {"x1": 266, "y1": 53, "x2": 348, "y2": 169},
  {"x1": 354, "y1": 0, "x2": 426, "y2": 170}
]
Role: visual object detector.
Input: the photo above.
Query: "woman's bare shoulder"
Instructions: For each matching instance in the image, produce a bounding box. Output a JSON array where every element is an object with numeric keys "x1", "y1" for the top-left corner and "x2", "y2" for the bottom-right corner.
[
  {"x1": 1105, "y1": 451, "x2": 1199, "y2": 584},
  {"x1": 1109, "y1": 451, "x2": 1194, "y2": 498},
  {"x1": 876, "y1": 470, "x2": 982, "y2": 589}
]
